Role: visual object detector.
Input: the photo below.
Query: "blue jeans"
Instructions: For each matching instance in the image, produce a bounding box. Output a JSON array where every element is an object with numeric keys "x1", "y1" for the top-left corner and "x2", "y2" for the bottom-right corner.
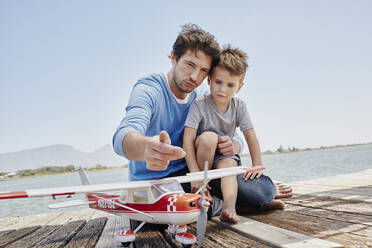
[
  {"x1": 208, "y1": 174, "x2": 277, "y2": 217},
  {"x1": 208, "y1": 153, "x2": 277, "y2": 217}
]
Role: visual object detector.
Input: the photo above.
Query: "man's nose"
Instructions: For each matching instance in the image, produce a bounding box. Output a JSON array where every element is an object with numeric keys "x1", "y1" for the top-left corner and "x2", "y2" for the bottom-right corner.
[{"x1": 190, "y1": 69, "x2": 198, "y2": 82}]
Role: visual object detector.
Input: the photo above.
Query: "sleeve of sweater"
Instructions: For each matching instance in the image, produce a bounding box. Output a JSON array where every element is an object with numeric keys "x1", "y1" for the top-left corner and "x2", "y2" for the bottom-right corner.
[{"x1": 112, "y1": 82, "x2": 158, "y2": 157}]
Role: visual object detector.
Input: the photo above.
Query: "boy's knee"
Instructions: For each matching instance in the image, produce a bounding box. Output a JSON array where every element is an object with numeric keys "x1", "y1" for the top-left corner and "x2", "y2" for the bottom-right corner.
[{"x1": 197, "y1": 131, "x2": 218, "y2": 150}]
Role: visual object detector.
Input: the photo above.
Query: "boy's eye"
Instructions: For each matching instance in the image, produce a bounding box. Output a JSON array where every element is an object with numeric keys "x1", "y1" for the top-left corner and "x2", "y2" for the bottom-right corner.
[{"x1": 228, "y1": 84, "x2": 235, "y2": 88}]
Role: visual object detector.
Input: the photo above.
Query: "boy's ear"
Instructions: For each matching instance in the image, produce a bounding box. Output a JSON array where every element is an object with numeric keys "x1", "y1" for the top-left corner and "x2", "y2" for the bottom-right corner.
[
  {"x1": 237, "y1": 82, "x2": 244, "y2": 92},
  {"x1": 170, "y1": 50, "x2": 176, "y2": 65}
]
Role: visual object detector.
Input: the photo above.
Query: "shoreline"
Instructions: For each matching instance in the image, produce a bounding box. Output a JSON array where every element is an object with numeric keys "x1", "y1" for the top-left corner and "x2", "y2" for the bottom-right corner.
[
  {"x1": 1, "y1": 142, "x2": 371, "y2": 181},
  {"x1": 0, "y1": 166, "x2": 127, "y2": 181}
]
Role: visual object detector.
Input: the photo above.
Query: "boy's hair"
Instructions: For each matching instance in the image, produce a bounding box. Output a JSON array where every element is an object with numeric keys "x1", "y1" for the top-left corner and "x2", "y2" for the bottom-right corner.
[
  {"x1": 172, "y1": 23, "x2": 220, "y2": 68},
  {"x1": 214, "y1": 45, "x2": 248, "y2": 83}
]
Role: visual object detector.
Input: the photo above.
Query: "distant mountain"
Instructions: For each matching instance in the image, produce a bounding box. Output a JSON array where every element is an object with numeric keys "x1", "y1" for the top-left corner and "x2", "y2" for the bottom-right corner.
[{"x1": 0, "y1": 144, "x2": 128, "y2": 172}]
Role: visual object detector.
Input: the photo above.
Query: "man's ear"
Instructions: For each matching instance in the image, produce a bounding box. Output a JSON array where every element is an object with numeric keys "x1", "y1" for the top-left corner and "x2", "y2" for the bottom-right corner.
[{"x1": 170, "y1": 50, "x2": 176, "y2": 65}]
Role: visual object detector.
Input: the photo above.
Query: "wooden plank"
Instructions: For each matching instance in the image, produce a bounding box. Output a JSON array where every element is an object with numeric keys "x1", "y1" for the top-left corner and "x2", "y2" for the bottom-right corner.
[
  {"x1": 6, "y1": 225, "x2": 60, "y2": 248},
  {"x1": 185, "y1": 221, "x2": 271, "y2": 248},
  {"x1": 306, "y1": 193, "x2": 372, "y2": 203},
  {"x1": 0, "y1": 226, "x2": 40, "y2": 248},
  {"x1": 65, "y1": 217, "x2": 107, "y2": 248},
  {"x1": 286, "y1": 196, "x2": 372, "y2": 215},
  {"x1": 216, "y1": 216, "x2": 343, "y2": 248},
  {"x1": 0, "y1": 229, "x2": 15, "y2": 238},
  {"x1": 132, "y1": 229, "x2": 172, "y2": 248},
  {"x1": 0, "y1": 212, "x2": 62, "y2": 231},
  {"x1": 247, "y1": 202, "x2": 372, "y2": 247},
  {"x1": 95, "y1": 215, "x2": 130, "y2": 248},
  {"x1": 36, "y1": 220, "x2": 86, "y2": 248},
  {"x1": 285, "y1": 204, "x2": 372, "y2": 226}
]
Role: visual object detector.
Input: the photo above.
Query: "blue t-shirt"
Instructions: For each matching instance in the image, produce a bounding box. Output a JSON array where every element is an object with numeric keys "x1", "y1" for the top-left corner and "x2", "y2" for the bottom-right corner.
[{"x1": 113, "y1": 73, "x2": 208, "y2": 181}]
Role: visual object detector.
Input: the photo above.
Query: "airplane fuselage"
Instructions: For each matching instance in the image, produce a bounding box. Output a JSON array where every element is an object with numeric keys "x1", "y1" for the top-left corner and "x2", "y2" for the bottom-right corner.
[{"x1": 88, "y1": 192, "x2": 202, "y2": 225}]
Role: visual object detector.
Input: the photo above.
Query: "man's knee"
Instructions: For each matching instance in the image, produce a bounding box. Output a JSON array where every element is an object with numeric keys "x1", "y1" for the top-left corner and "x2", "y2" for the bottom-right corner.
[{"x1": 237, "y1": 174, "x2": 276, "y2": 207}]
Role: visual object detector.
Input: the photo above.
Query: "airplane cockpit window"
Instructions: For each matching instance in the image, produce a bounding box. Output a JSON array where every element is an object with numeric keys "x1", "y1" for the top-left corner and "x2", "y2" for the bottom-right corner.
[
  {"x1": 151, "y1": 180, "x2": 184, "y2": 199},
  {"x1": 133, "y1": 189, "x2": 148, "y2": 203}
]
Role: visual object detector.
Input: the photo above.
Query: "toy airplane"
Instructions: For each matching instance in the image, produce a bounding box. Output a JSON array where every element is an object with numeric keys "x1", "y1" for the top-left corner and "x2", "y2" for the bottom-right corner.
[{"x1": 0, "y1": 164, "x2": 264, "y2": 248}]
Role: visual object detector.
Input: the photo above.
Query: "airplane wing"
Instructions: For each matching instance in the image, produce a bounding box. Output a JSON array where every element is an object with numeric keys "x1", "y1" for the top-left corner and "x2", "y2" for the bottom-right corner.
[{"x1": 0, "y1": 166, "x2": 264, "y2": 200}]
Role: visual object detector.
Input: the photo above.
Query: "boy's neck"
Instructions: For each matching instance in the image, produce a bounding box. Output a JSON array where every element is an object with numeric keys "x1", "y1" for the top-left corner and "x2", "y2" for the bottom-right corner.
[{"x1": 211, "y1": 95, "x2": 230, "y2": 113}]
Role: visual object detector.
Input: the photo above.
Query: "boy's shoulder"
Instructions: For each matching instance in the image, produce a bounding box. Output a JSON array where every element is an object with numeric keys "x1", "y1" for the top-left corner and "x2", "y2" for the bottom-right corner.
[
  {"x1": 193, "y1": 93, "x2": 211, "y2": 105},
  {"x1": 231, "y1": 96, "x2": 247, "y2": 107}
]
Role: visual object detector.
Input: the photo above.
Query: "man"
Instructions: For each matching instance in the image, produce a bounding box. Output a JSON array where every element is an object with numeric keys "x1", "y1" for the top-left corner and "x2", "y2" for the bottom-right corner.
[{"x1": 113, "y1": 24, "x2": 288, "y2": 216}]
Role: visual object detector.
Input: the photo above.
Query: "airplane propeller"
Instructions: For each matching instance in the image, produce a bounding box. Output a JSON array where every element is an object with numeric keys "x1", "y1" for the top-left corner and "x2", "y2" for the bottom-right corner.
[{"x1": 197, "y1": 161, "x2": 210, "y2": 248}]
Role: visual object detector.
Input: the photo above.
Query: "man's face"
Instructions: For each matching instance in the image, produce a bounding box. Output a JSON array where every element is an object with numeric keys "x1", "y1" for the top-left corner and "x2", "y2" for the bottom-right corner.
[
  {"x1": 171, "y1": 50, "x2": 212, "y2": 98},
  {"x1": 208, "y1": 66, "x2": 242, "y2": 106}
]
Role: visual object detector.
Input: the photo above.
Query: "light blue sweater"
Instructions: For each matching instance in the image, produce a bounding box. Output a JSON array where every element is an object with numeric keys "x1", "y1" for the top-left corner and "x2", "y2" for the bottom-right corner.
[{"x1": 113, "y1": 73, "x2": 208, "y2": 181}]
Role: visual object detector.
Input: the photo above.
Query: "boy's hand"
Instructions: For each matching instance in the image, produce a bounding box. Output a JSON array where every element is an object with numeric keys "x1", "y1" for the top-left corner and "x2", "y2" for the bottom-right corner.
[
  {"x1": 191, "y1": 181, "x2": 203, "y2": 193},
  {"x1": 144, "y1": 131, "x2": 186, "y2": 171},
  {"x1": 243, "y1": 167, "x2": 263, "y2": 180},
  {"x1": 191, "y1": 181, "x2": 211, "y2": 194},
  {"x1": 217, "y1": 136, "x2": 235, "y2": 156}
]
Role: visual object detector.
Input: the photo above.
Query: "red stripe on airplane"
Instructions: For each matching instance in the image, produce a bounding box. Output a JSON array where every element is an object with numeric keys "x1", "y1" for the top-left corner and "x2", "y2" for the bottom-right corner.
[{"x1": 0, "y1": 191, "x2": 28, "y2": 199}]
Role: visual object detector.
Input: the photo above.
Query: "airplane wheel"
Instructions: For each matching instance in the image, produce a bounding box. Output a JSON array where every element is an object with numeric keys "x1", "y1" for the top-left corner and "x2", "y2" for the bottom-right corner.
[
  {"x1": 181, "y1": 244, "x2": 192, "y2": 248},
  {"x1": 121, "y1": 242, "x2": 131, "y2": 247}
]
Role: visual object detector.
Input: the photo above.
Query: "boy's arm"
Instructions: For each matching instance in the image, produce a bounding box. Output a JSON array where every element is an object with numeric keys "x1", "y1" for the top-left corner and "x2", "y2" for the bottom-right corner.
[
  {"x1": 183, "y1": 127, "x2": 200, "y2": 173},
  {"x1": 243, "y1": 128, "x2": 264, "y2": 180},
  {"x1": 183, "y1": 126, "x2": 205, "y2": 193}
]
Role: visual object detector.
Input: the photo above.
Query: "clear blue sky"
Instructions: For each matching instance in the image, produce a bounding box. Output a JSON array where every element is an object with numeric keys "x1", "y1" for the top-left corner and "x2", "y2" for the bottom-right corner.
[{"x1": 1, "y1": 0, "x2": 371, "y2": 154}]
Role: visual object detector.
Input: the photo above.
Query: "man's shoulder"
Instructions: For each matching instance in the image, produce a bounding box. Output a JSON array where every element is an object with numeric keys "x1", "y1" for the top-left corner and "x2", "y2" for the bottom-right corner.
[
  {"x1": 131, "y1": 73, "x2": 167, "y2": 97},
  {"x1": 136, "y1": 73, "x2": 166, "y2": 88}
]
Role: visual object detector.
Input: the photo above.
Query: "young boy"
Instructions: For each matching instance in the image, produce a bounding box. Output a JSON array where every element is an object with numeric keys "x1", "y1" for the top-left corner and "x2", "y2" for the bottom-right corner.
[{"x1": 183, "y1": 46, "x2": 264, "y2": 223}]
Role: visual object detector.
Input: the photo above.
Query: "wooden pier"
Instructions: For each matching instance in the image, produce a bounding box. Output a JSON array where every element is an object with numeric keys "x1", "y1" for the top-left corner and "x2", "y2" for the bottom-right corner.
[{"x1": 0, "y1": 169, "x2": 371, "y2": 248}]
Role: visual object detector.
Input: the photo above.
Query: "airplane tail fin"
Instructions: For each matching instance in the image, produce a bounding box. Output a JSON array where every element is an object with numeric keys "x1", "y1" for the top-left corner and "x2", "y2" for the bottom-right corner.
[{"x1": 78, "y1": 166, "x2": 90, "y2": 185}]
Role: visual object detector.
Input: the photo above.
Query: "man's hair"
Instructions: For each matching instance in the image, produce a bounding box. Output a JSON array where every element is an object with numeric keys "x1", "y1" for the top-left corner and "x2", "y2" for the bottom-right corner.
[
  {"x1": 172, "y1": 24, "x2": 220, "y2": 68},
  {"x1": 215, "y1": 45, "x2": 249, "y2": 83}
]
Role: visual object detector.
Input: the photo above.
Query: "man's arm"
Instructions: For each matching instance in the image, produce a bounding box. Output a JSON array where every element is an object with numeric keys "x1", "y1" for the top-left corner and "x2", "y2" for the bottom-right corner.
[
  {"x1": 123, "y1": 130, "x2": 185, "y2": 171},
  {"x1": 113, "y1": 81, "x2": 185, "y2": 171}
]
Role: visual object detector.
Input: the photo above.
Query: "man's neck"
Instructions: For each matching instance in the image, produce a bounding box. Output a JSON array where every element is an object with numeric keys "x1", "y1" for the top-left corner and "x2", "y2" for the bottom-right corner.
[
  {"x1": 167, "y1": 71, "x2": 188, "y2": 100},
  {"x1": 166, "y1": 71, "x2": 189, "y2": 104}
]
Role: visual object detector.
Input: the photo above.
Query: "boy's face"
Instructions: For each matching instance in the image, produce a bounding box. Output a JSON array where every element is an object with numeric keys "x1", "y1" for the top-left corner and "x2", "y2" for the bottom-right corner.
[{"x1": 208, "y1": 66, "x2": 242, "y2": 106}]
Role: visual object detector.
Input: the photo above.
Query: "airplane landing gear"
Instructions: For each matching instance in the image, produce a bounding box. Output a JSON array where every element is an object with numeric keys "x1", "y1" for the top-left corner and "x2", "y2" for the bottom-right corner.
[
  {"x1": 121, "y1": 242, "x2": 132, "y2": 247},
  {"x1": 168, "y1": 224, "x2": 196, "y2": 247},
  {"x1": 114, "y1": 229, "x2": 135, "y2": 246}
]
